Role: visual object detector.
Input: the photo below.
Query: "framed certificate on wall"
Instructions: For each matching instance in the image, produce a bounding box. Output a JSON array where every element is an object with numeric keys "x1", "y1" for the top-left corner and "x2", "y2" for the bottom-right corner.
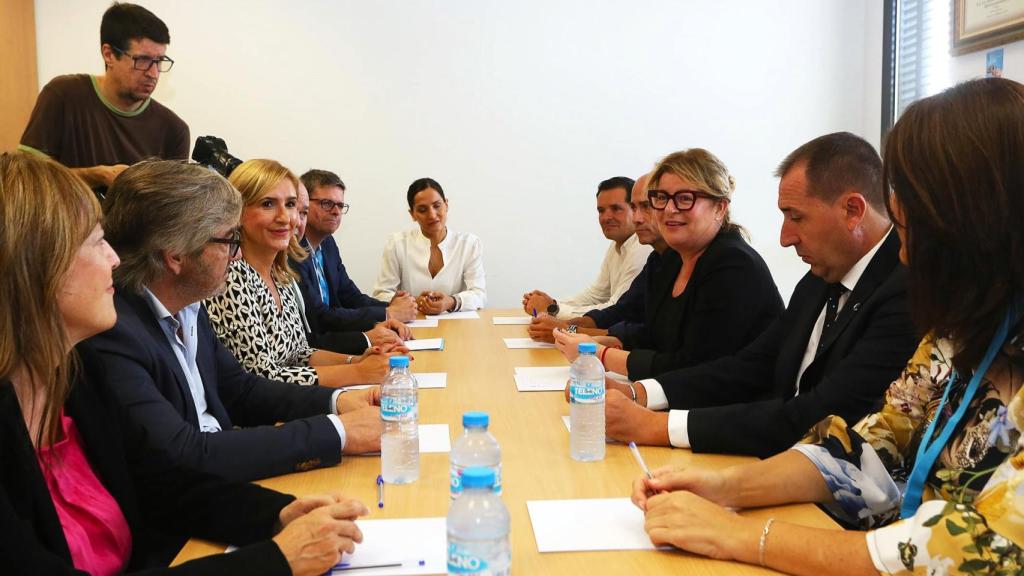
[{"x1": 953, "y1": 0, "x2": 1024, "y2": 55}]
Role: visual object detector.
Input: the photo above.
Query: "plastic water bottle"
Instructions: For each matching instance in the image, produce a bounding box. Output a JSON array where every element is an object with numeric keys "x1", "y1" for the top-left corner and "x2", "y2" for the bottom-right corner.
[
  {"x1": 447, "y1": 467, "x2": 511, "y2": 575},
  {"x1": 380, "y1": 355, "x2": 419, "y2": 483},
  {"x1": 450, "y1": 412, "x2": 502, "y2": 499},
  {"x1": 569, "y1": 342, "x2": 605, "y2": 461}
]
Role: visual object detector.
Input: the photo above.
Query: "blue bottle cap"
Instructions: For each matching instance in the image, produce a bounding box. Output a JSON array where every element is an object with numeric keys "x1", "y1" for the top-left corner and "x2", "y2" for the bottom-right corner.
[
  {"x1": 461, "y1": 467, "x2": 496, "y2": 489},
  {"x1": 463, "y1": 411, "x2": 489, "y2": 429},
  {"x1": 578, "y1": 342, "x2": 598, "y2": 354},
  {"x1": 389, "y1": 355, "x2": 410, "y2": 368}
]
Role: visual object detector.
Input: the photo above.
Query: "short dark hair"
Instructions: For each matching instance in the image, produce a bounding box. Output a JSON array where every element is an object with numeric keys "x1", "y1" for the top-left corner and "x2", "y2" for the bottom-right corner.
[
  {"x1": 407, "y1": 178, "x2": 445, "y2": 208},
  {"x1": 596, "y1": 176, "x2": 636, "y2": 203},
  {"x1": 774, "y1": 132, "x2": 883, "y2": 212},
  {"x1": 300, "y1": 169, "x2": 346, "y2": 196},
  {"x1": 100, "y1": 3, "x2": 170, "y2": 50},
  {"x1": 884, "y1": 77, "x2": 1024, "y2": 373}
]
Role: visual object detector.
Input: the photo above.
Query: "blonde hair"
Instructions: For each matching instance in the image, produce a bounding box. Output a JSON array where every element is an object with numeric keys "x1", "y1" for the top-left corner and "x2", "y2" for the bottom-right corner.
[
  {"x1": 0, "y1": 152, "x2": 101, "y2": 449},
  {"x1": 649, "y1": 148, "x2": 747, "y2": 239},
  {"x1": 228, "y1": 159, "x2": 306, "y2": 284}
]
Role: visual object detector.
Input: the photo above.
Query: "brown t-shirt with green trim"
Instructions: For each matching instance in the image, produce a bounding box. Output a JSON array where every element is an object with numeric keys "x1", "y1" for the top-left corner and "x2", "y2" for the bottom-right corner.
[{"x1": 19, "y1": 74, "x2": 190, "y2": 168}]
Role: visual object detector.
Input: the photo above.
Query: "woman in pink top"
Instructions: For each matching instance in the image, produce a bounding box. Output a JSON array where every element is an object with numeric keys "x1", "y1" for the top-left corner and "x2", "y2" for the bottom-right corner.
[{"x1": 0, "y1": 152, "x2": 369, "y2": 575}]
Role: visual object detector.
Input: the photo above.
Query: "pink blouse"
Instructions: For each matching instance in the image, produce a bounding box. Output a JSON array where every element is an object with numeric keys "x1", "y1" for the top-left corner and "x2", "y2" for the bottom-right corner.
[{"x1": 37, "y1": 410, "x2": 132, "y2": 575}]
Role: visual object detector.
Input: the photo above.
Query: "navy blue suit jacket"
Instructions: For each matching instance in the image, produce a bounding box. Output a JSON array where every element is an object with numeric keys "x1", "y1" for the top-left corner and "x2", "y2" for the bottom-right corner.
[
  {"x1": 585, "y1": 250, "x2": 661, "y2": 339},
  {"x1": 293, "y1": 236, "x2": 386, "y2": 334},
  {"x1": 658, "y1": 231, "x2": 919, "y2": 458},
  {"x1": 87, "y1": 290, "x2": 343, "y2": 482}
]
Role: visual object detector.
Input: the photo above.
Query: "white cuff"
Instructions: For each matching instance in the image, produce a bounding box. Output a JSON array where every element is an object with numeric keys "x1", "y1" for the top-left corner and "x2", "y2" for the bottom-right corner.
[
  {"x1": 667, "y1": 409, "x2": 691, "y2": 448},
  {"x1": 326, "y1": 413, "x2": 347, "y2": 451},
  {"x1": 362, "y1": 333, "x2": 371, "y2": 348},
  {"x1": 641, "y1": 378, "x2": 668, "y2": 410},
  {"x1": 330, "y1": 390, "x2": 343, "y2": 415}
]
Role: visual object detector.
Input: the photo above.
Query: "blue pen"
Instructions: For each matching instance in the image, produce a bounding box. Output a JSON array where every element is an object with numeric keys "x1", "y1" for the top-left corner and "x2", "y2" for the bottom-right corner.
[
  {"x1": 532, "y1": 307, "x2": 537, "y2": 318},
  {"x1": 376, "y1": 474, "x2": 384, "y2": 508}
]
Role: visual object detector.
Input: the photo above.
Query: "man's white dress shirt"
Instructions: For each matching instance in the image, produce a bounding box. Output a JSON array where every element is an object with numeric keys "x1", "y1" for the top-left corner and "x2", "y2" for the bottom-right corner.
[{"x1": 556, "y1": 233, "x2": 650, "y2": 319}]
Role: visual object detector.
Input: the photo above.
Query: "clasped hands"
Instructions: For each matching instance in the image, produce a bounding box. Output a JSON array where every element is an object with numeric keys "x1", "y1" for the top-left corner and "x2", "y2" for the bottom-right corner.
[
  {"x1": 415, "y1": 290, "x2": 455, "y2": 315},
  {"x1": 273, "y1": 493, "x2": 370, "y2": 576}
]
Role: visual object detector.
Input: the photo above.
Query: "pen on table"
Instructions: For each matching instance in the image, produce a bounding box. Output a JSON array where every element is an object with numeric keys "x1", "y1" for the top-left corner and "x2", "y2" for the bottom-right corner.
[
  {"x1": 532, "y1": 307, "x2": 537, "y2": 318},
  {"x1": 628, "y1": 441, "x2": 653, "y2": 480},
  {"x1": 332, "y1": 560, "x2": 425, "y2": 573},
  {"x1": 376, "y1": 474, "x2": 384, "y2": 508}
]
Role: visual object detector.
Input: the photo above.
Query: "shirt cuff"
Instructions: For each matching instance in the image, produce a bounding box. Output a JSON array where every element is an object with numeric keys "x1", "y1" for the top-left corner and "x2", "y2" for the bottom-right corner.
[
  {"x1": 330, "y1": 390, "x2": 343, "y2": 415},
  {"x1": 362, "y1": 333, "x2": 371, "y2": 348},
  {"x1": 640, "y1": 378, "x2": 668, "y2": 410},
  {"x1": 667, "y1": 409, "x2": 691, "y2": 449},
  {"x1": 326, "y1": 414, "x2": 347, "y2": 451}
]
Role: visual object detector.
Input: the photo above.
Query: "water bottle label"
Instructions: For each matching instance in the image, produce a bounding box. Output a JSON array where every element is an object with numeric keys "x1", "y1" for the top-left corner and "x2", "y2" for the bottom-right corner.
[
  {"x1": 381, "y1": 396, "x2": 417, "y2": 420},
  {"x1": 450, "y1": 464, "x2": 502, "y2": 497},
  {"x1": 447, "y1": 543, "x2": 489, "y2": 574},
  {"x1": 570, "y1": 377, "x2": 605, "y2": 404}
]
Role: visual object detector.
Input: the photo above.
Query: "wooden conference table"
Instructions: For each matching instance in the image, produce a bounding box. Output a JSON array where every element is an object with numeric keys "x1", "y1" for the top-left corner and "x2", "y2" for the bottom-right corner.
[{"x1": 173, "y1": 309, "x2": 839, "y2": 574}]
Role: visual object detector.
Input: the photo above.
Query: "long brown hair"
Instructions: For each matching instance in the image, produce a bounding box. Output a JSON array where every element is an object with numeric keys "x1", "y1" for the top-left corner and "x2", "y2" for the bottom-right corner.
[
  {"x1": 883, "y1": 77, "x2": 1024, "y2": 372},
  {"x1": 0, "y1": 152, "x2": 101, "y2": 448}
]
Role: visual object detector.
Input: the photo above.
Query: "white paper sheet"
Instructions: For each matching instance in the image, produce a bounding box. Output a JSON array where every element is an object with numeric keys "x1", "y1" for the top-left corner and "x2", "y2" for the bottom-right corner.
[
  {"x1": 405, "y1": 318, "x2": 439, "y2": 328},
  {"x1": 418, "y1": 424, "x2": 451, "y2": 453},
  {"x1": 513, "y1": 366, "x2": 570, "y2": 392},
  {"x1": 426, "y1": 310, "x2": 480, "y2": 320},
  {"x1": 503, "y1": 338, "x2": 555, "y2": 349},
  {"x1": 405, "y1": 338, "x2": 444, "y2": 351},
  {"x1": 527, "y1": 498, "x2": 659, "y2": 552},
  {"x1": 332, "y1": 517, "x2": 447, "y2": 575},
  {"x1": 491, "y1": 316, "x2": 532, "y2": 325},
  {"x1": 412, "y1": 372, "x2": 447, "y2": 389}
]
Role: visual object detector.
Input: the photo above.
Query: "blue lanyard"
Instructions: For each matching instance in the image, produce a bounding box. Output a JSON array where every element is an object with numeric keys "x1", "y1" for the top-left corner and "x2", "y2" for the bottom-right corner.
[{"x1": 900, "y1": 304, "x2": 1018, "y2": 518}]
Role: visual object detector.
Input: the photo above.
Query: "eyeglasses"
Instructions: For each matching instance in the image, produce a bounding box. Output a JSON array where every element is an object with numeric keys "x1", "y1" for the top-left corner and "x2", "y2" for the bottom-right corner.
[
  {"x1": 648, "y1": 189, "x2": 720, "y2": 211},
  {"x1": 311, "y1": 198, "x2": 350, "y2": 213},
  {"x1": 111, "y1": 45, "x2": 175, "y2": 72},
  {"x1": 208, "y1": 229, "x2": 241, "y2": 258}
]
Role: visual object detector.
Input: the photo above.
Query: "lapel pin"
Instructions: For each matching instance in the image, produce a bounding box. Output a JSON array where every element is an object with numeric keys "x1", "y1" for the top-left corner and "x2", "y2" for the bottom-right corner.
[{"x1": 852, "y1": 302, "x2": 861, "y2": 312}]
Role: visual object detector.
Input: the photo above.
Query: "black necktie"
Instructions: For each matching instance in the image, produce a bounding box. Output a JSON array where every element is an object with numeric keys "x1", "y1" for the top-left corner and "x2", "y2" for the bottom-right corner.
[{"x1": 818, "y1": 283, "x2": 848, "y2": 348}]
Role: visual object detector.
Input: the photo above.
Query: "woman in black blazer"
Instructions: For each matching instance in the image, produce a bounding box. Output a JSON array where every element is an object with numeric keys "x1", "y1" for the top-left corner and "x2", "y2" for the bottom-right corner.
[
  {"x1": 0, "y1": 152, "x2": 367, "y2": 575},
  {"x1": 555, "y1": 149, "x2": 783, "y2": 381}
]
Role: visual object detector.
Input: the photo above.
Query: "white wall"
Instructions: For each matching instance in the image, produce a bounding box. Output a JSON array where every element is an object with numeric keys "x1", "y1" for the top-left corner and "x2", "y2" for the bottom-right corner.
[
  {"x1": 35, "y1": 0, "x2": 883, "y2": 307},
  {"x1": 952, "y1": 38, "x2": 1024, "y2": 83}
]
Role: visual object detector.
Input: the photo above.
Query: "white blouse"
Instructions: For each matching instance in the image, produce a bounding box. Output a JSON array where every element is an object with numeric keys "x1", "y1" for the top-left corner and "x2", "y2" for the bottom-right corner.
[{"x1": 372, "y1": 228, "x2": 487, "y2": 311}]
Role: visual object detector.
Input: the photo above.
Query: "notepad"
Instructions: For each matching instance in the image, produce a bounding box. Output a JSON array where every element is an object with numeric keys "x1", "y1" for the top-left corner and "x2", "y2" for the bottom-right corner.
[
  {"x1": 513, "y1": 366, "x2": 569, "y2": 391},
  {"x1": 492, "y1": 316, "x2": 532, "y2": 325},
  {"x1": 527, "y1": 498, "x2": 660, "y2": 552},
  {"x1": 405, "y1": 318, "x2": 439, "y2": 328},
  {"x1": 503, "y1": 337, "x2": 555, "y2": 349},
  {"x1": 332, "y1": 517, "x2": 447, "y2": 574},
  {"x1": 418, "y1": 424, "x2": 451, "y2": 453},
  {"x1": 426, "y1": 310, "x2": 480, "y2": 320},
  {"x1": 344, "y1": 373, "x2": 446, "y2": 392},
  {"x1": 405, "y1": 338, "x2": 444, "y2": 351}
]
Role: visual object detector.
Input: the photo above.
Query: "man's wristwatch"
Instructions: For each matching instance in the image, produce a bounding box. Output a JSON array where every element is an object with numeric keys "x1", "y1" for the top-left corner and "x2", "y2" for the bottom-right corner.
[
  {"x1": 546, "y1": 301, "x2": 560, "y2": 316},
  {"x1": 567, "y1": 324, "x2": 578, "y2": 334}
]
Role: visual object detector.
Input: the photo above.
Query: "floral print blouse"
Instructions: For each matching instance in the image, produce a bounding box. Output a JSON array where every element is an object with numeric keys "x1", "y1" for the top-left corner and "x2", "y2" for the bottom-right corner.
[
  {"x1": 205, "y1": 259, "x2": 318, "y2": 386},
  {"x1": 794, "y1": 331, "x2": 1024, "y2": 575}
]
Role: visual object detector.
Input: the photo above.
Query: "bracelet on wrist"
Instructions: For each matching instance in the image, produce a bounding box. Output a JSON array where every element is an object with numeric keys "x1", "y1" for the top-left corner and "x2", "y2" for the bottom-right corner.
[{"x1": 758, "y1": 517, "x2": 775, "y2": 567}]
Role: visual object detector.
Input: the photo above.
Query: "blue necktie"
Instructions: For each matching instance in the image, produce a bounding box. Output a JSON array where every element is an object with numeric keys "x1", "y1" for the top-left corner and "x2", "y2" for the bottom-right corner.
[{"x1": 312, "y1": 248, "x2": 330, "y2": 306}]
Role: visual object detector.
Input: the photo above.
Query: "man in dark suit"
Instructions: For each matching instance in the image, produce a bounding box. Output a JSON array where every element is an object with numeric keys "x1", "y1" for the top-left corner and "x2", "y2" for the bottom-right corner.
[
  {"x1": 88, "y1": 160, "x2": 382, "y2": 482},
  {"x1": 295, "y1": 169, "x2": 417, "y2": 341},
  {"x1": 603, "y1": 132, "x2": 919, "y2": 458}
]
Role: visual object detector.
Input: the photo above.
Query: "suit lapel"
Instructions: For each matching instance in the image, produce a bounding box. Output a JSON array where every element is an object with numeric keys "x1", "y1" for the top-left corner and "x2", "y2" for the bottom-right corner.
[
  {"x1": 647, "y1": 249, "x2": 681, "y2": 322},
  {"x1": 120, "y1": 291, "x2": 199, "y2": 425},
  {"x1": 815, "y1": 230, "x2": 901, "y2": 356}
]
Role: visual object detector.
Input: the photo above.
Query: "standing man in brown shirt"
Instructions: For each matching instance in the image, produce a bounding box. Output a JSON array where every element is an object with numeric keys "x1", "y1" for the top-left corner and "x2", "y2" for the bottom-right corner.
[{"x1": 19, "y1": 3, "x2": 189, "y2": 191}]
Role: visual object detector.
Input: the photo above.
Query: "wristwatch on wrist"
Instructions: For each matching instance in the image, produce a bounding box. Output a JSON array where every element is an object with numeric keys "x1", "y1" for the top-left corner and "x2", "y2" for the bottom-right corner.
[
  {"x1": 546, "y1": 300, "x2": 560, "y2": 316},
  {"x1": 567, "y1": 324, "x2": 578, "y2": 334}
]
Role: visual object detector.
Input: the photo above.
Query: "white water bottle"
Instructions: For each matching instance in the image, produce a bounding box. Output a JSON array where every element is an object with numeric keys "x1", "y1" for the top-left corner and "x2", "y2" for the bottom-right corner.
[
  {"x1": 447, "y1": 467, "x2": 511, "y2": 575},
  {"x1": 569, "y1": 342, "x2": 605, "y2": 461},
  {"x1": 450, "y1": 412, "x2": 501, "y2": 499},
  {"x1": 380, "y1": 355, "x2": 419, "y2": 483}
]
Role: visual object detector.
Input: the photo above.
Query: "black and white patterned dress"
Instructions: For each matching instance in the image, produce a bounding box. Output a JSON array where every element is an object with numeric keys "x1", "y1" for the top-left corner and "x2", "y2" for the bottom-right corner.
[{"x1": 206, "y1": 259, "x2": 318, "y2": 386}]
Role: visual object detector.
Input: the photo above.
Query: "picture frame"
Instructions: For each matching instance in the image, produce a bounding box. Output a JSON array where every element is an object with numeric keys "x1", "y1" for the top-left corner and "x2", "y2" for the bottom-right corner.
[{"x1": 952, "y1": 0, "x2": 1024, "y2": 55}]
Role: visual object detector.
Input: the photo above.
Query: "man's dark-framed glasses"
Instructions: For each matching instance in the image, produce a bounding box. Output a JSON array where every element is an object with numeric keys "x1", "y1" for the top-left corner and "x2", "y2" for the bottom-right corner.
[
  {"x1": 208, "y1": 229, "x2": 241, "y2": 258},
  {"x1": 312, "y1": 199, "x2": 350, "y2": 214},
  {"x1": 111, "y1": 45, "x2": 175, "y2": 72},
  {"x1": 648, "y1": 189, "x2": 718, "y2": 211}
]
